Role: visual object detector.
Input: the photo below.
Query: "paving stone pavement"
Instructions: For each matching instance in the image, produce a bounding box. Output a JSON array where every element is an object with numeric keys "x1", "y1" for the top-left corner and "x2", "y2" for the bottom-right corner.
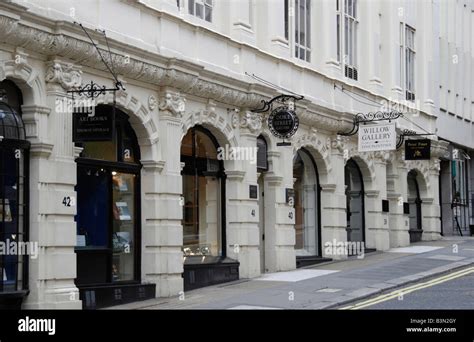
[{"x1": 108, "y1": 237, "x2": 474, "y2": 310}]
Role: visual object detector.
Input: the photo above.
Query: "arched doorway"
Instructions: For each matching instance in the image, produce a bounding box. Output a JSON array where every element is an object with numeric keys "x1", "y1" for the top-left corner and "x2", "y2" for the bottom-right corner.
[
  {"x1": 407, "y1": 170, "x2": 423, "y2": 242},
  {"x1": 181, "y1": 125, "x2": 238, "y2": 290},
  {"x1": 75, "y1": 105, "x2": 154, "y2": 309},
  {"x1": 0, "y1": 80, "x2": 30, "y2": 309},
  {"x1": 293, "y1": 148, "x2": 321, "y2": 266},
  {"x1": 345, "y1": 159, "x2": 365, "y2": 244}
]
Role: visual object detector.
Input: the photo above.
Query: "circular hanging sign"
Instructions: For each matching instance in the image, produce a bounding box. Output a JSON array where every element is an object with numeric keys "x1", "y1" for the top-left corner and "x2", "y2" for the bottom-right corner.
[{"x1": 267, "y1": 106, "x2": 299, "y2": 139}]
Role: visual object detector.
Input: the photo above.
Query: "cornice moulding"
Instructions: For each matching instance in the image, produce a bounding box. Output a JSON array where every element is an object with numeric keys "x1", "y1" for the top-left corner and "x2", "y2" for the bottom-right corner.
[{"x1": 0, "y1": 12, "x2": 272, "y2": 110}]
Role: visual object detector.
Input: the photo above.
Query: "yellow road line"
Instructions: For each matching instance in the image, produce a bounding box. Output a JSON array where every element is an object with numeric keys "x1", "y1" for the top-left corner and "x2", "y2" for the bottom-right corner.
[{"x1": 340, "y1": 266, "x2": 474, "y2": 310}]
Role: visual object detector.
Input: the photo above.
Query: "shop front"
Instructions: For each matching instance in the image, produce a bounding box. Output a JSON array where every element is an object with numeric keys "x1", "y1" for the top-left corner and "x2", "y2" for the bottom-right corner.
[
  {"x1": 74, "y1": 105, "x2": 155, "y2": 309},
  {"x1": 180, "y1": 126, "x2": 239, "y2": 291},
  {"x1": 0, "y1": 81, "x2": 30, "y2": 309}
]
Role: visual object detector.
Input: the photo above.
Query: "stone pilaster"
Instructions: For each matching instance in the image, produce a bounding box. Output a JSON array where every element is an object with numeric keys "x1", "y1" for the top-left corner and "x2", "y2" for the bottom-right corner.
[{"x1": 23, "y1": 59, "x2": 82, "y2": 309}]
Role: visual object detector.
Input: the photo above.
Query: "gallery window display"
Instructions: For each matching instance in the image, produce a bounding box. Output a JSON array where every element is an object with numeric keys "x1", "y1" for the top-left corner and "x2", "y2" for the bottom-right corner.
[
  {"x1": 75, "y1": 105, "x2": 141, "y2": 286},
  {"x1": 181, "y1": 126, "x2": 223, "y2": 257},
  {"x1": 293, "y1": 149, "x2": 320, "y2": 257},
  {"x1": 181, "y1": 126, "x2": 238, "y2": 291},
  {"x1": 0, "y1": 80, "x2": 30, "y2": 307}
]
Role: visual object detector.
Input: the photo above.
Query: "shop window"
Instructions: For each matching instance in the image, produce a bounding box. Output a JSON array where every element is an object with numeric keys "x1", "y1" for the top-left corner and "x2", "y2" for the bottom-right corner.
[
  {"x1": 293, "y1": 149, "x2": 319, "y2": 256},
  {"x1": 181, "y1": 127, "x2": 224, "y2": 257},
  {"x1": 0, "y1": 81, "x2": 29, "y2": 300},
  {"x1": 75, "y1": 106, "x2": 141, "y2": 285}
]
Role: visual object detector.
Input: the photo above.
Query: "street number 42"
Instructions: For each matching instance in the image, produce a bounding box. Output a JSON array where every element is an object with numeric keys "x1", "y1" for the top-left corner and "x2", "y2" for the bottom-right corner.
[{"x1": 62, "y1": 196, "x2": 76, "y2": 207}]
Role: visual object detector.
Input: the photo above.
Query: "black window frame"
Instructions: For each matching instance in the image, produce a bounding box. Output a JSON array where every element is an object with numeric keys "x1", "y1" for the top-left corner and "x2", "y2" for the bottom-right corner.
[
  {"x1": 180, "y1": 126, "x2": 227, "y2": 259},
  {"x1": 74, "y1": 107, "x2": 142, "y2": 286}
]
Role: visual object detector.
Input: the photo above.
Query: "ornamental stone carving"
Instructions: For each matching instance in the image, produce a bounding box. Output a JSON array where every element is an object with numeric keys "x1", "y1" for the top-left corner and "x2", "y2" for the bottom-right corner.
[
  {"x1": 45, "y1": 61, "x2": 82, "y2": 90},
  {"x1": 231, "y1": 109, "x2": 240, "y2": 128},
  {"x1": 159, "y1": 91, "x2": 186, "y2": 117},
  {"x1": 0, "y1": 14, "x2": 267, "y2": 108},
  {"x1": 148, "y1": 95, "x2": 158, "y2": 111},
  {"x1": 240, "y1": 111, "x2": 263, "y2": 134},
  {"x1": 330, "y1": 135, "x2": 346, "y2": 154}
]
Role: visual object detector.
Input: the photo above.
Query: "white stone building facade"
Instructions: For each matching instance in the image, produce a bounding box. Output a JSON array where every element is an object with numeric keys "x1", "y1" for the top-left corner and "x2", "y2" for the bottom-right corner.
[
  {"x1": 0, "y1": 0, "x2": 451, "y2": 309},
  {"x1": 435, "y1": 0, "x2": 474, "y2": 237}
]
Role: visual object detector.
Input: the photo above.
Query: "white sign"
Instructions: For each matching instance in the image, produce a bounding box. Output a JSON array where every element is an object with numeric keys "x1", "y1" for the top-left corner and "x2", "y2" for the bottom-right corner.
[{"x1": 358, "y1": 122, "x2": 396, "y2": 152}]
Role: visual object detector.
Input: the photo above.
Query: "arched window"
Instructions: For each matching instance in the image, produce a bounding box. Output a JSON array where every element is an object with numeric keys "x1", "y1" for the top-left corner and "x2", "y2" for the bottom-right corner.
[
  {"x1": 75, "y1": 105, "x2": 141, "y2": 290},
  {"x1": 181, "y1": 126, "x2": 224, "y2": 257},
  {"x1": 0, "y1": 80, "x2": 29, "y2": 306},
  {"x1": 345, "y1": 159, "x2": 365, "y2": 243},
  {"x1": 256, "y1": 135, "x2": 268, "y2": 172},
  {"x1": 293, "y1": 148, "x2": 320, "y2": 257},
  {"x1": 407, "y1": 170, "x2": 422, "y2": 242}
]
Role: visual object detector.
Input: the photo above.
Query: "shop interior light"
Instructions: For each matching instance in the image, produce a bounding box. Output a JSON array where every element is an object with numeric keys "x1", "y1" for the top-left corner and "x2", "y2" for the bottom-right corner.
[{"x1": 112, "y1": 171, "x2": 117, "y2": 176}]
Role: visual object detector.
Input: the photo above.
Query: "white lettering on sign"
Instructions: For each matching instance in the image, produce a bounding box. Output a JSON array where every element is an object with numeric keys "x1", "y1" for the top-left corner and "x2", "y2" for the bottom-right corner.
[{"x1": 358, "y1": 122, "x2": 396, "y2": 152}]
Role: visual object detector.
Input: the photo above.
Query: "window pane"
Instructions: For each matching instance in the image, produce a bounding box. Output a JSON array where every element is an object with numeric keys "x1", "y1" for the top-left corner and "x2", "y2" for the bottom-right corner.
[
  {"x1": 182, "y1": 175, "x2": 221, "y2": 256},
  {"x1": 294, "y1": 151, "x2": 318, "y2": 256},
  {"x1": 353, "y1": 20, "x2": 357, "y2": 66},
  {"x1": 188, "y1": 0, "x2": 195, "y2": 15},
  {"x1": 205, "y1": 5, "x2": 212, "y2": 22},
  {"x1": 196, "y1": 3, "x2": 203, "y2": 19},
  {"x1": 337, "y1": 15, "x2": 340, "y2": 61},
  {"x1": 306, "y1": 0, "x2": 311, "y2": 48},
  {"x1": 112, "y1": 172, "x2": 136, "y2": 281},
  {"x1": 348, "y1": 20, "x2": 353, "y2": 64},
  {"x1": 76, "y1": 166, "x2": 109, "y2": 248},
  {"x1": 196, "y1": 130, "x2": 217, "y2": 159},
  {"x1": 300, "y1": 0, "x2": 305, "y2": 46},
  {"x1": 345, "y1": 17, "x2": 349, "y2": 58},
  {"x1": 295, "y1": 0, "x2": 300, "y2": 45}
]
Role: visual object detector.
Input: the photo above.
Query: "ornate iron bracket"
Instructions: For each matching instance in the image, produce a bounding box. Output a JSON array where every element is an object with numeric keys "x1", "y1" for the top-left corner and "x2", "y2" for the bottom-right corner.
[
  {"x1": 337, "y1": 111, "x2": 403, "y2": 136},
  {"x1": 396, "y1": 129, "x2": 435, "y2": 149},
  {"x1": 68, "y1": 80, "x2": 125, "y2": 99},
  {"x1": 250, "y1": 94, "x2": 304, "y2": 113},
  {"x1": 67, "y1": 22, "x2": 125, "y2": 100}
]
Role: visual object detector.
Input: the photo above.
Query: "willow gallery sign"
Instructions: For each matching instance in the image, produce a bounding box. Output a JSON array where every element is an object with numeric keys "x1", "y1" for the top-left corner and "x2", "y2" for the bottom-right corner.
[{"x1": 358, "y1": 122, "x2": 396, "y2": 152}]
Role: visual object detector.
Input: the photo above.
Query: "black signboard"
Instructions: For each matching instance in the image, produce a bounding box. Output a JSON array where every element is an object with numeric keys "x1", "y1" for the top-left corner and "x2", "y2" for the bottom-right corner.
[
  {"x1": 405, "y1": 139, "x2": 431, "y2": 160},
  {"x1": 249, "y1": 185, "x2": 258, "y2": 199},
  {"x1": 403, "y1": 202, "x2": 410, "y2": 215},
  {"x1": 382, "y1": 199, "x2": 389, "y2": 213},
  {"x1": 73, "y1": 107, "x2": 114, "y2": 142},
  {"x1": 268, "y1": 106, "x2": 299, "y2": 140},
  {"x1": 286, "y1": 188, "x2": 295, "y2": 205}
]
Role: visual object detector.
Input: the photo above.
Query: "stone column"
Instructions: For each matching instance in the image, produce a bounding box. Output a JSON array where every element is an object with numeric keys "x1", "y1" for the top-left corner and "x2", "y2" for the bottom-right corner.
[
  {"x1": 365, "y1": 152, "x2": 390, "y2": 251},
  {"x1": 141, "y1": 89, "x2": 186, "y2": 297},
  {"x1": 262, "y1": 146, "x2": 296, "y2": 272},
  {"x1": 226, "y1": 111, "x2": 262, "y2": 278},
  {"x1": 23, "y1": 60, "x2": 82, "y2": 309},
  {"x1": 387, "y1": 152, "x2": 410, "y2": 247},
  {"x1": 321, "y1": 136, "x2": 349, "y2": 260},
  {"x1": 421, "y1": 160, "x2": 442, "y2": 241}
]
